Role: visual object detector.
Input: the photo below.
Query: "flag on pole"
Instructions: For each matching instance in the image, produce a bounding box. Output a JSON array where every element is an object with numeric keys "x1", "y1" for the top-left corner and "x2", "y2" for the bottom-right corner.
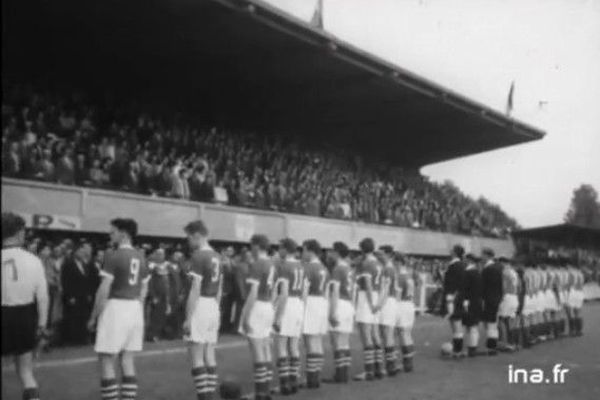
[
  {"x1": 506, "y1": 80, "x2": 515, "y2": 115},
  {"x1": 311, "y1": 0, "x2": 324, "y2": 29}
]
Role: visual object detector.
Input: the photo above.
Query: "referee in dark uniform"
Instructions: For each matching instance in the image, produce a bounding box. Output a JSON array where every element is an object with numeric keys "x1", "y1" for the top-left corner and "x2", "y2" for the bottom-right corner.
[
  {"x1": 480, "y1": 248, "x2": 503, "y2": 355},
  {"x1": 2, "y1": 212, "x2": 49, "y2": 400},
  {"x1": 461, "y1": 254, "x2": 483, "y2": 357},
  {"x1": 443, "y1": 245, "x2": 467, "y2": 357}
]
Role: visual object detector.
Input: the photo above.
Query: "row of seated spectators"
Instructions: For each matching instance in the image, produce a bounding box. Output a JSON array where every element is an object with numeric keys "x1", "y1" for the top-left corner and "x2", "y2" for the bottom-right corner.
[
  {"x1": 24, "y1": 231, "x2": 443, "y2": 348},
  {"x1": 2, "y1": 84, "x2": 519, "y2": 237}
]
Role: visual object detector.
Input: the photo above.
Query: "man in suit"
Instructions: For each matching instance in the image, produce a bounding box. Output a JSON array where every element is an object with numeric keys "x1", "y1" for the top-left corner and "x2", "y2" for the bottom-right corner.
[
  {"x1": 61, "y1": 241, "x2": 97, "y2": 345},
  {"x1": 480, "y1": 248, "x2": 504, "y2": 355}
]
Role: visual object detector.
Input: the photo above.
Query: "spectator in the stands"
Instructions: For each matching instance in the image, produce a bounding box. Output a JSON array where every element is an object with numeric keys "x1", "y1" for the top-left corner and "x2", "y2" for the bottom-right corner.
[{"x1": 55, "y1": 147, "x2": 75, "y2": 185}]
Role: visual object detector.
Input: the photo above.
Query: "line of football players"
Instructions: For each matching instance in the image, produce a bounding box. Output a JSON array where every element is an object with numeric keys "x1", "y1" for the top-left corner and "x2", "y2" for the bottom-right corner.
[
  {"x1": 85, "y1": 218, "x2": 418, "y2": 400},
  {"x1": 443, "y1": 245, "x2": 585, "y2": 358}
]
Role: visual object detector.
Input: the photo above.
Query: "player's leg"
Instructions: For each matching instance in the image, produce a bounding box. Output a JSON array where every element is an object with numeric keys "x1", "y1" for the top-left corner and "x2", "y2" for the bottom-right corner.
[
  {"x1": 304, "y1": 334, "x2": 324, "y2": 388},
  {"x1": 355, "y1": 322, "x2": 374, "y2": 380},
  {"x1": 450, "y1": 319, "x2": 465, "y2": 357},
  {"x1": 287, "y1": 337, "x2": 301, "y2": 393},
  {"x1": 97, "y1": 353, "x2": 120, "y2": 400},
  {"x1": 381, "y1": 324, "x2": 397, "y2": 376},
  {"x1": 249, "y1": 337, "x2": 269, "y2": 400},
  {"x1": 15, "y1": 352, "x2": 41, "y2": 400},
  {"x1": 338, "y1": 332, "x2": 352, "y2": 382},
  {"x1": 276, "y1": 336, "x2": 291, "y2": 394},
  {"x1": 371, "y1": 323, "x2": 384, "y2": 378},
  {"x1": 119, "y1": 351, "x2": 140, "y2": 400},
  {"x1": 263, "y1": 337, "x2": 274, "y2": 394},
  {"x1": 399, "y1": 326, "x2": 415, "y2": 371},
  {"x1": 189, "y1": 342, "x2": 210, "y2": 400}
]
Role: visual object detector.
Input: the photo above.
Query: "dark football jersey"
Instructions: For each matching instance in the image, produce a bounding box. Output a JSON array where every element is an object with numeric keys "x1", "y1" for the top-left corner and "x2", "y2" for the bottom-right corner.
[
  {"x1": 444, "y1": 259, "x2": 466, "y2": 297},
  {"x1": 304, "y1": 259, "x2": 328, "y2": 297},
  {"x1": 189, "y1": 248, "x2": 222, "y2": 297},
  {"x1": 356, "y1": 255, "x2": 383, "y2": 292},
  {"x1": 331, "y1": 260, "x2": 353, "y2": 301},
  {"x1": 277, "y1": 257, "x2": 305, "y2": 298},
  {"x1": 383, "y1": 262, "x2": 397, "y2": 297},
  {"x1": 103, "y1": 246, "x2": 149, "y2": 300},
  {"x1": 248, "y1": 257, "x2": 276, "y2": 301}
]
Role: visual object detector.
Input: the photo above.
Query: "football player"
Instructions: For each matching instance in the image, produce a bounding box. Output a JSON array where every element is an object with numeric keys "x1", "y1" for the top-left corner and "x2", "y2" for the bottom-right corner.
[
  {"x1": 2, "y1": 212, "x2": 49, "y2": 400},
  {"x1": 354, "y1": 238, "x2": 385, "y2": 380},
  {"x1": 394, "y1": 253, "x2": 416, "y2": 371},
  {"x1": 568, "y1": 263, "x2": 584, "y2": 336},
  {"x1": 461, "y1": 254, "x2": 483, "y2": 357},
  {"x1": 239, "y1": 234, "x2": 276, "y2": 400},
  {"x1": 377, "y1": 245, "x2": 399, "y2": 376},
  {"x1": 521, "y1": 262, "x2": 536, "y2": 347},
  {"x1": 301, "y1": 239, "x2": 329, "y2": 388},
  {"x1": 272, "y1": 238, "x2": 305, "y2": 395},
  {"x1": 480, "y1": 248, "x2": 503, "y2": 355},
  {"x1": 88, "y1": 218, "x2": 150, "y2": 400},
  {"x1": 183, "y1": 220, "x2": 222, "y2": 400},
  {"x1": 444, "y1": 245, "x2": 467, "y2": 357},
  {"x1": 497, "y1": 257, "x2": 519, "y2": 352},
  {"x1": 326, "y1": 241, "x2": 355, "y2": 383}
]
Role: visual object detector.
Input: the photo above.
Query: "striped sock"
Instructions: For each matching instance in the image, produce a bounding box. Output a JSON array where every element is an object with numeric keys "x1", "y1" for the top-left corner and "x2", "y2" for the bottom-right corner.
[
  {"x1": 374, "y1": 346, "x2": 384, "y2": 378},
  {"x1": 254, "y1": 363, "x2": 269, "y2": 397},
  {"x1": 100, "y1": 378, "x2": 119, "y2": 400},
  {"x1": 22, "y1": 388, "x2": 40, "y2": 400},
  {"x1": 121, "y1": 376, "x2": 138, "y2": 400},
  {"x1": 334, "y1": 350, "x2": 344, "y2": 382},
  {"x1": 277, "y1": 357, "x2": 290, "y2": 391},
  {"x1": 205, "y1": 365, "x2": 218, "y2": 400},
  {"x1": 306, "y1": 353, "x2": 321, "y2": 388},
  {"x1": 363, "y1": 346, "x2": 374, "y2": 379},
  {"x1": 289, "y1": 356, "x2": 300, "y2": 392},
  {"x1": 402, "y1": 345, "x2": 415, "y2": 372},
  {"x1": 341, "y1": 349, "x2": 352, "y2": 382},
  {"x1": 384, "y1": 346, "x2": 397, "y2": 375},
  {"x1": 192, "y1": 366, "x2": 209, "y2": 400}
]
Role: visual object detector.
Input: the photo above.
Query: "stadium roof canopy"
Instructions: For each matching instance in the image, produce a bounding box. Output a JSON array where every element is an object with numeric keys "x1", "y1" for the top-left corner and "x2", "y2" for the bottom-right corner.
[
  {"x1": 513, "y1": 224, "x2": 600, "y2": 250},
  {"x1": 4, "y1": 0, "x2": 545, "y2": 167}
]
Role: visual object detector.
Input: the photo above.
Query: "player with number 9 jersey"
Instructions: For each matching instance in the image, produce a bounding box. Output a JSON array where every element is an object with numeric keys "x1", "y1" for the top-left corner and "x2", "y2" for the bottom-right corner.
[
  {"x1": 302, "y1": 258, "x2": 329, "y2": 335},
  {"x1": 187, "y1": 247, "x2": 222, "y2": 344},
  {"x1": 95, "y1": 245, "x2": 149, "y2": 354}
]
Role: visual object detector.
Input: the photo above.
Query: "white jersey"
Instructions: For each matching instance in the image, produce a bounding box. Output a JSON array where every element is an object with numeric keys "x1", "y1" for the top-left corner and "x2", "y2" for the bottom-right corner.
[{"x1": 2, "y1": 246, "x2": 48, "y2": 306}]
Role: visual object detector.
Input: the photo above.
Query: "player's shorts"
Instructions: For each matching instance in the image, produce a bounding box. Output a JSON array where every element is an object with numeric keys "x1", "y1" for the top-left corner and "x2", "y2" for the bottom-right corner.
[
  {"x1": 522, "y1": 295, "x2": 534, "y2": 316},
  {"x1": 379, "y1": 297, "x2": 398, "y2": 327},
  {"x1": 542, "y1": 290, "x2": 555, "y2": 311},
  {"x1": 240, "y1": 300, "x2": 274, "y2": 339},
  {"x1": 535, "y1": 293, "x2": 545, "y2": 313},
  {"x1": 330, "y1": 299, "x2": 354, "y2": 334},
  {"x1": 1, "y1": 303, "x2": 37, "y2": 356},
  {"x1": 449, "y1": 298, "x2": 465, "y2": 321},
  {"x1": 561, "y1": 290, "x2": 569, "y2": 306},
  {"x1": 396, "y1": 300, "x2": 415, "y2": 329},
  {"x1": 355, "y1": 291, "x2": 379, "y2": 324},
  {"x1": 278, "y1": 296, "x2": 304, "y2": 338},
  {"x1": 188, "y1": 296, "x2": 220, "y2": 344},
  {"x1": 498, "y1": 294, "x2": 518, "y2": 318},
  {"x1": 568, "y1": 289, "x2": 584, "y2": 309},
  {"x1": 302, "y1": 295, "x2": 328, "y2": 335},
  {"x1": 482, "y1": 299, "x2": 500, "y2": 323},
  {"x1": 462, "y1": 299, "x2": 481, "y2": 327},
  {"x1": 95, "y1": 299, "x2": 144, "y2": 354}
]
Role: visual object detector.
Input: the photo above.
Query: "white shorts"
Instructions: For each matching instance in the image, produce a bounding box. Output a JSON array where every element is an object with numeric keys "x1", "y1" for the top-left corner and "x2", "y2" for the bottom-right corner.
[
  {"x1": 522, "y1": 295, "x2": 535, "y2": 316},
  {"x1": 278, "y1": 297, "x2": 304, "y2": 338},
  {"x1": 378, "y1": 297, "x2": 398, "y2": 327},
  {"x1": 498, "y1": 294, "x2": 518, "y2": 317},
  {"x1": 188, "y1": 297, "x2": 220, "y2": 344},
  {"x1": 95, "y1": 299, "x2": 144, "y2": 354},
  {"x1": 240, "y1": 300, "x2": 274, "y2": 339},
  {"x1": 534, "y1": 293, "x2": 544, "y2": 313},
  {"x1": 355, "y1": 291, "x2": 379, "y2": 324},
  {"x1": 568, "y1": 289, "x2": 584, "y2": 309},
  {"x1": 396, "y1": 300, "x2": 415, "y2": 329},
  {"x1": 330, "y1": 299, "x2": 354, "y2": 334},
  {"x1": 302, "y1": 296, "x2": 328, "y2": 336},
  {"x1": 561, "y1": 290, "x2": 569, "y2": 306},
  {"x1": 543, "y1": 290, "x2": 555, "y2": 311}
]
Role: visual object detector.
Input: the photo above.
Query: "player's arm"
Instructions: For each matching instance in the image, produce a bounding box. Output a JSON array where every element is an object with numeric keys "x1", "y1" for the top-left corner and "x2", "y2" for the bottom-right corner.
[
  {"x1": 88, "y1": 274, "x2": 114, "y2": 328},
  {"x1": 184, "y1": 273, "x2": 202, "y2": 330},
  {"x1": 216, "y1": 273, "x2": 223, "y2": 304},
  {"x1": 240, "y1": 280, "x2": 259, "y2": 334},
  {"x1": 34, "y1": 259, "x2": 49, "y2": 330},
  {"x1": 444, "y1": 267, "x2": 456, "y2": 317},
  {"x1": 328, "y1": 280, "x2": 340, "y2": 325},
  {"x1": 301, "y1": 276, "x2": 309, "y2": 303},
  {"x1": 273, "y1": 278, "x2": 289, "y2": 329}
]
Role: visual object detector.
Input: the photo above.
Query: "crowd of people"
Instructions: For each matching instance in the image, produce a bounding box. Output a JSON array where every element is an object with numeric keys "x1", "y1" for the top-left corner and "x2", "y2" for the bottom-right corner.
[
  {"x1": 2, "y1": 84, "x2": 519, "y2": 237},
  {"x1": 22, "y1": 231, "x2": 443, "y2": 349}
]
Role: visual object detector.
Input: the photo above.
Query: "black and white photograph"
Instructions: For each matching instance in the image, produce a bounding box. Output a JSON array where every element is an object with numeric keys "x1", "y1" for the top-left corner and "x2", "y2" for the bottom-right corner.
[{"x1": 2, "y1": 0, "x2": 599, "y2": 399}]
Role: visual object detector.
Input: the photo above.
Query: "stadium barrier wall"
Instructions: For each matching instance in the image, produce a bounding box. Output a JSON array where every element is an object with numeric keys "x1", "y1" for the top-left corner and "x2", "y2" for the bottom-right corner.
[{"x1": 1, "y1": 178, "x2": 515, "y2": 256}]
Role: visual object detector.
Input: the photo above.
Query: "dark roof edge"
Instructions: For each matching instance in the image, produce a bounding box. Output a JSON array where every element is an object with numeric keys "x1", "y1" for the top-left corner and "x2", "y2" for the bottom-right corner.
[{"x1": 211, "y1": 0, "x2": 546, "y2": 142}]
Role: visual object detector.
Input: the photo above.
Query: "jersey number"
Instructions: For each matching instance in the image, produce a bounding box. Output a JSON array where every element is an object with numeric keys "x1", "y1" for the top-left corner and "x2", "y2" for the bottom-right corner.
[
  {"x1": 374, "y1": 266, "x2": 382, "y2": 286},
  {"x1": 319, "y1": 270, "x2": 327, "y2": 293},
  {"x1": 3, "y1": 259, "x2": 17, "y2": 281},
  {"x1": 211, "y1": 258, "x2": 220, "y2": 283},
  {"x1": 292, "y1": 268, "x2": 304, "y2": 291},
  {"x1": 266, "y1": 266, "x2": 275, "y2": 290},
  {"x1": 129, "y1": 259, "x2": 140, "y2": 285}
]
